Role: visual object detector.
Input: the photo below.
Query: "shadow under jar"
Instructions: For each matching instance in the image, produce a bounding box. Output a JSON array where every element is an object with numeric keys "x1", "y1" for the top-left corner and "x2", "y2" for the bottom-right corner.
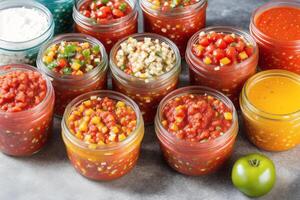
[
  {"x1": 186, "y1": 26, "x2": 258, "y2": 106},
  {"x1": 0, "y1": 64, "x2": 55, "y2": 156},
  {"x1": 155, "y1": 86, "x2": 238, "y2": 175},
  {"x1": 0, "y1": 0, "x2": 54, "y2": 66},
  {"x1": 240, "y1": 70, "x2": 300, "y2": 151},
  {"x1": 73, "y1": 0, "x2": 138, "y2": 52},
  {"x1": 62, "y1": 90, "x2": 144, "y2": 181},
  {"x1": 250, "y1": 0, "x2": 300, "y2": 74},
  {"x1": 37, "y1": 0, "x2": 74, "y2": 34},
  {"x1": 140, "y1": 0, "x2": 207, "y2": 56},
  {"x1": 110, "y1": 33, "x2": 181, "y2": 124},
  {"x1": 37, "y1": 33, "x2": 108, "y2": 117}
]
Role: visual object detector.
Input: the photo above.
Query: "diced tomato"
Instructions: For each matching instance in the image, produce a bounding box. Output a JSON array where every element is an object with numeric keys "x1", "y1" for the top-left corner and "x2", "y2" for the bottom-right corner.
[
  {"x1": 213, "y1": 49, "x2": 226, "y2": 61},
  {"x1": 216, "y1": 39, "x2": 227, "y2": 49},
  {"x1": 112, "y1": 9, "x2": 124, "y2": 18},
  {"x1": 199, "y1": 37, "x2": 210, "y2": 47}
]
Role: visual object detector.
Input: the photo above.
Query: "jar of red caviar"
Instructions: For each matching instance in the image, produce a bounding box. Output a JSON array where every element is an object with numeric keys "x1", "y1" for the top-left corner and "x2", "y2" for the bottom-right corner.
[
  {"x1": 155, "y1": 86, "x2": 238, "y2": 175},
  {"x1": 140, "y1": 0, "x2": 207, "y2": 56},
  {"x1": 186, "y1": 26, "x2": 258, "y2": 105},
  {"x1": 0, "y1": 64, "x2": 55, "y2": 156},
  {"x1": 62, "y1": 90, "x2": 144, "y2": 181},
  {"x1": 110, "y1": 33, "x2": 181, "y2": 124},
  {"x1": 73, "y1": 0, "x2": 138, "y2": 52},
  {"x1": 240, "y1": 70, "x2": 300, "y2": 151},
  {"x1": 37, "y1": 33, "x2": 108, "y2": 117},
  {"x1": 250, "y1": 0, "x2": 300, "y2": 73}
]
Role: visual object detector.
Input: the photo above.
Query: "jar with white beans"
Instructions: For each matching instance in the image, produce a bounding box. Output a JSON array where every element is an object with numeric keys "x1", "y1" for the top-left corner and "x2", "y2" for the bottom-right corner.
[
  {"x1": 0, "y1": 0, "x2": 54, "y2": 66},
  {"x1": 110, "y1": 33, "x2": 181, "y2": 124}
]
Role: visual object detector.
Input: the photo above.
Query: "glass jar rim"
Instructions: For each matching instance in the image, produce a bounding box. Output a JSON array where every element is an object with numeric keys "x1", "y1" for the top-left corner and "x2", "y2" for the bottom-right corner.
[
  {"x1": 186, "y1": 26, "x2": 258, "y2": 74},
  {"x1": 140, "y1": 0, "x2": 207, "y2": 16},
  {"x1": 110, "y1": 33, "x2": 181, "y2": 87},
  {"x1": 0, "y1": 0, "x2": 54, "y2": 50},
  {"x1": 62, "y1": 90, "x2": 144, "y2": 152},
  {"x1": 73, "y1": 0, "x2": 137, "y2": 29},
  {"x1": 37, "y1": 33, "x2": 108, "y2": 84},
  {"x1": 155, "y1": 86, "x2": 238, "y2": 151},
  {"x1": 0, "y1": 64, "x2": 54, "y2": 117},
  {"x1": 241, "y1": 69, "x2": 300, "y2": 121},
  {"x1": 250, "y1": 0, "x2": 300, "y2": 47}
]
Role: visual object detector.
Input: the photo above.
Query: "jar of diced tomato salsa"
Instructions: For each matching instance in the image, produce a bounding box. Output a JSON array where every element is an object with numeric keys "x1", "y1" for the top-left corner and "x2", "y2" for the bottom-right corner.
[
  {"x1": 62, "y1": 90, "x2": 144, "y2": 181},
  {"x1": 0, "y1": 64, "x2": 55, "y2": 156},
  {"x1": 186, "y1": 26, "x2": 258, "y2": 106},
  {"x1": 155, "y1": 86, "x2": 238, "y2": 175},
  {"x1": 240, "y1": 70, "x2": 300, "y2": 151},
  {"x1": 73, "y1": 0, "x2": 138, "y2": 52},
  {"x1": 37, "y1": 33, "x2": 108, "y2": 117},
  {"x1": 250, "y1": 0, "x2": 300, "y2": 74},
  {"x1": 140, "y1": 0, "x2": 207, "y2": 56},
  {"x1": 110, "y1": 33, "x2": 181, "y2": 124},
  {"x1": 37, "y1": 0, "x2": 74, "y2": 34}
]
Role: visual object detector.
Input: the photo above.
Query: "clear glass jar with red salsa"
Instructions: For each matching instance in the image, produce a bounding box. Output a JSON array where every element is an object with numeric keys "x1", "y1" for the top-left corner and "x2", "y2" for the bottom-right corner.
[
  {"x1": 62, "y1": 90, "x2": 144, "y2": 181},
  {"x1": 37, "y1": 33, "x2": 108, "y2": 117},
  {"x1": 140, "y1": 0, "x2": 207, "y2": 56},
  {"x1": 250, "y1": 0, "x2": 300, "y2": 74},
  {"x1": 73, "y1": 0, "x2": 138, "y2": 52},
  {"x1": 110, "y1": 33, "x2": 181, "y2": 124},
  {"x1": 186, "y1": 26, "x2": 258, "y2": 105},
  {"x1": 0, "y1": 64, "x2": 55, "y2": 156},
  {"x1": 155, "y1": 86, "x2": 238, "y2": 175}
]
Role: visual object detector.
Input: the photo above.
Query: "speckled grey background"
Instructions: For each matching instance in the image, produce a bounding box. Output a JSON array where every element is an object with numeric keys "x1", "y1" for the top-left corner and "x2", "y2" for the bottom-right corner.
[{"x1": 0, "y1": 0, "x2": 299, "y2": 200}]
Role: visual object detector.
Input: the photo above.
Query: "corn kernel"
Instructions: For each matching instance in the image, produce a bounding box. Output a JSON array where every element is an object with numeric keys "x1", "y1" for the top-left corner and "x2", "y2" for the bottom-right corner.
[
  {"x1": 116, "y1": 101, "x2": 125, "y2": 108},
  {"x1": 85, "y1": 108, "x2": 94, "y2": 116},
  {"x1": 91, "y1": 116, "x2": 101, "y2": 124},
  {"x1": 71, "y1": 62, "x2": 81, "y2": 71},
  {"x1": 118, "y1": 134, "x2": 127, "y2": 141},
  {"x1": 203, "y1": 56, "x2": 212, "y2": 65},
  {"x1": 79, "y1": 122, "x2": 88, "y2": 132},
  {"x1": 112, "y1": 126, "x2": 119, "y2": 134},
  {"x1": 170, "y1": 123, "x2": 178, "y2": 131},
  {"x1": 224, "y1": 112, "x2": 233, "y2": 120},
  {"x1": 239, "y1": 51, "x2": 249, "y2": 60},
  {"x1": 220, "y1": 57, "x2": 231, "y2": 66}
]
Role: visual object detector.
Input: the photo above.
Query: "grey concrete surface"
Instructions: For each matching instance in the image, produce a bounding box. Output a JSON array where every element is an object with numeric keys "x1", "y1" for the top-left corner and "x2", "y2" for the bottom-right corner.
[{"x1": 0, "y1": 0, "x2": 299, "y2": 200}]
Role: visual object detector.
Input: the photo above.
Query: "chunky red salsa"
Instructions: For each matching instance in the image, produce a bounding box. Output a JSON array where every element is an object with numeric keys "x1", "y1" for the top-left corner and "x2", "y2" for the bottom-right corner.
[
  {"x1": 192, "y1": 31, "x2": 254, "y2": 68},
  {"x1": 149, "y1": 0, "x2": 199, "y2": 11},
  {"x1": 0, "y1": 70, "x2": 47, "y2": 112},
  {"x1": 67, "y1": 96, "x2": 137, "y2": 146},
  {"x1": 161, "y1": 94, "x2": 233, "y2": 142},
  {"x1": 255, "y1": 6, "x2": 300, "y2": 41},
  {"x1": 80, "y1": 0, "x2": 132, "y2": 24}
]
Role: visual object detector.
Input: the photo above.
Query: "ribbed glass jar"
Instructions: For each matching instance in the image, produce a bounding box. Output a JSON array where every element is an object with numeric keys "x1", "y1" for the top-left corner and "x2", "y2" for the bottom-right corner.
[
  {"x1": 0, "y1": 64, "x2": 55, "y2": 156},
  {"x1": 0, "y1": 0, "x2": 54, "y2": 66},
  {"x1": 62, "y1": 90, "x2": 144, "y2": 181},
  {"x1": 155, "y1": 86, "x2": 238, "y2": 175},
  {"x1": 37, "y1": 33, "x2": 108, "y2": 117},
  {"x1": 110, "y1": 33, "x2": 181, "y2": 124}
]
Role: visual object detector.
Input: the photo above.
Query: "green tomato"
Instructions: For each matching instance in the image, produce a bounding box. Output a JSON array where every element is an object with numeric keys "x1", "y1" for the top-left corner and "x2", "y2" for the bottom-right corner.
[{"x1": 231, "y1": 153, "x2": 276, "y2": 197}]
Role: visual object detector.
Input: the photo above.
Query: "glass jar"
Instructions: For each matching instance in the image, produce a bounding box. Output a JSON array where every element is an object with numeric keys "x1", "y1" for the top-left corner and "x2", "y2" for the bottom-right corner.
[
  {"x1": 0, "y1": 0, "x2": 55, "y2": 66},
  {"x1": 37, "y1": 0, "x2": 74, "y2": 34},
  {"x1": 186, "y1": 26, "x2": 259, "y2": 106},
  {"x1": 140, "y1": 0, "x2": 207, "y2": 56},
  {"x1": 62, "y1": 90, "x2": 144, "y2": 181},
  {"x1": 73, "y1": 0, "x2": 138, "y2": 52},
  {"x1": 0, "y1": 64, "x2": 55, "y2": 156},
  {"x1": 240, "y1": 70, "x2": 300, "y2": 151},
  {"x1": 37, "y1": 33, "x2": 108, "y2": 117},
  {"x1": 110, "y1": 33, "x2": 181, "y2": 124},
  {"x1": 250, "y1": 0, "x2": 300, "y2": 74},
  {"x1": 155, "y1": 86, "x2": 238, "y2": 175}
]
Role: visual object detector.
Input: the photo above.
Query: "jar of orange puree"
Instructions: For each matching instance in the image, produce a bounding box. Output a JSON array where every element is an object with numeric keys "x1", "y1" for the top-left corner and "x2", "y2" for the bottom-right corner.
[
  {"x1": 240, "y1": 70, "x2": 300, "y2": 151},
  {"x1": 250, "y1": 0, "x2": 300, "y2": 73}
]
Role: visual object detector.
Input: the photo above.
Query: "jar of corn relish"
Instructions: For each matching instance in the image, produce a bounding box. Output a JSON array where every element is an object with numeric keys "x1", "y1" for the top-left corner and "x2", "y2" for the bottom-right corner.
[
  {"x1": 37, "y1": 33, "x2": 108, "y2": 117},
  {"x1": 186, "y1": 26, "x2": 258, "y2": 106},
  {"x1": 155, "y1": 86, "x2": 238, "y2": 175},
  {"x1": 140, "y1": 0, "x2": 207, "y2": 56},
  {"x1": 73, "y1": 0, "x2": 138, "y2": 52},
  {"x1": 62, "y1": 90, "x2": 144, "y2": 181},
  {"x1": 0, "y1": 64, "x2": 55, "y2": 156},
  {"x1": 250, "y1": 0, "x2": 300, "y2": 73},
  {"x1": 110, "y1": 33, "x2": 181, "y2": 124},
  {"x1": 37, "y1": 0, "x2": 74, "y2": 34},
  {"x1": 240, "y1": 70, "x2": 300, "y2": 151}
]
